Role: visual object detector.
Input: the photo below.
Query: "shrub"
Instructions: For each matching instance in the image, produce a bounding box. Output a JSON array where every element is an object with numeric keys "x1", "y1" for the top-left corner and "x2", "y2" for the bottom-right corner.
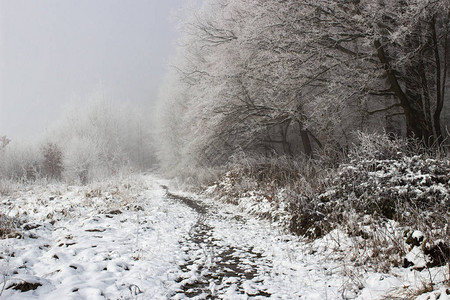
[
  {"x1": 41, "y1": 143, "x2": 64, "y2": 180},
  {"x1": 0, "y1": 214, "x2": 21, "y2": 239},
  {"x1": 207, "y1": 133, "x2": 449, "y2": 270}
]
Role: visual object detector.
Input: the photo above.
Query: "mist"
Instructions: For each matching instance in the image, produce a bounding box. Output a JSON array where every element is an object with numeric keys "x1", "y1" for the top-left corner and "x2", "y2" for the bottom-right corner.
[
  {"x1": 1, "y1": 1, "x2": 449, "y2": 298},
  {"x1": 0, "y1": 0, "x2": 187, "y2": 139}
]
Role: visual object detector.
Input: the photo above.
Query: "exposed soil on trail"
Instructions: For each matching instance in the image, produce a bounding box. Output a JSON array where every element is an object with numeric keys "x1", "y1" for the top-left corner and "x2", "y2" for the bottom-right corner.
[
  {"x1": 162, "y1": 186, "x2": 207, "y2": 214},
  {"x1": 163, "y1": 187, "x2": 272, "y2": 298}
]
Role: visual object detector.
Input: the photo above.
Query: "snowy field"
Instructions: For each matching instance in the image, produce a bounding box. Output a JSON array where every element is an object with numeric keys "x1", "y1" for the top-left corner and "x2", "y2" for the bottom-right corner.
[{"x1": 0, "y1": 174, "x2": 448, "y2": 299}]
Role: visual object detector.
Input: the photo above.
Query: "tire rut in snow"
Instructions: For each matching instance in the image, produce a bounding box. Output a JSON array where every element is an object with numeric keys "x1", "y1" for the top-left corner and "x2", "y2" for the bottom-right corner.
[
  {"x1": 162, "y1": 185, "x2": 207, "y2": 214},
  {"x1": 163, "y1": 187, "x2": 271, "y2": 298}
]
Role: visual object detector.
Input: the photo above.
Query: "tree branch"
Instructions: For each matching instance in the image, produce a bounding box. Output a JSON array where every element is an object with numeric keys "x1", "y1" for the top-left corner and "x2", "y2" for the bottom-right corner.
[{"x1": 367, "y1": 103, "x2": 402, "y2": 115}]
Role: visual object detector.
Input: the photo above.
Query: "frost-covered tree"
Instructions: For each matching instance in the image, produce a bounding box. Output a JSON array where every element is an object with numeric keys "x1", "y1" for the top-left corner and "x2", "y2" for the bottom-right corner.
[
  {"x1": 293, "y1": 0, "x2": 450, "y2": 144},
  {"x1": 1, "y1": 141, "x2": 41, "y2": 182},
  {"x1": 235, "y1": 0, "x2": 450, "y2": 146},
  {"x1": 47, "y1": 95, "x2": 155, "y2": 183},
  {"x1": 155, "y1": 0, "x2": 450, "y2": 176}
]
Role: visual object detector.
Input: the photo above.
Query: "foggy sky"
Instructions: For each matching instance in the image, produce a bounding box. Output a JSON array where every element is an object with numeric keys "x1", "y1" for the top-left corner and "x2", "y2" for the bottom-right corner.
[{"x1": 0, "y1": 0, "x2": 189, "y2": 139}]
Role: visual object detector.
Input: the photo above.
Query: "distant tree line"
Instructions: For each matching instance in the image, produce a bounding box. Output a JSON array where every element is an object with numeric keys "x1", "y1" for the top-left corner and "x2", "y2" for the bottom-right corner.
[{"x1": 0, "y1": 98, "x2": 155, "y2": 184}]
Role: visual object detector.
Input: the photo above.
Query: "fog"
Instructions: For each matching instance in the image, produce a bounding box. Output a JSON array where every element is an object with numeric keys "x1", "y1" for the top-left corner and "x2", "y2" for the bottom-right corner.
[{"x1": 0, "y1": 0, "x2": 188, "y2": 139}]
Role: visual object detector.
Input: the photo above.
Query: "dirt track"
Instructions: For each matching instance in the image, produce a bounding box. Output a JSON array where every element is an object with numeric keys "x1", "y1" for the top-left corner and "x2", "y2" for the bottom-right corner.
[{"x1": 164, "y1": 188, "x2": 272, "y2": 298}]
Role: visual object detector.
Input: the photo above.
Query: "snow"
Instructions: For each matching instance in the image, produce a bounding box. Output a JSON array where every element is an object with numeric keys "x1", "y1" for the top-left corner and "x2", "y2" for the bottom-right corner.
[
  {"x1": 416, "y1": 287, "x2": 450, "y2": 300},
  {"x1": 1, "y1": 175, "x2": 194, "y2": 299},
  {"x1": 412, "y1": 230, "x2": 424, "y2": 240},
  {"x1": 1, "y1": 174, "x2": 448, "y2": 299},
  {"x1": 356, "y1": 273, "x2": 404, "y2": 299}
]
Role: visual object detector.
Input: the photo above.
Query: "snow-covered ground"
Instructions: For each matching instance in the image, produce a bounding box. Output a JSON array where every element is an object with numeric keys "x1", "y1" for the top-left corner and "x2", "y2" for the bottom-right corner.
[
  {"x1": 1, "y1": 175, "x2": 194, "y2": 299},
  {"x1": 0, "y1": 174, "x2": 448, "y2": 299}
]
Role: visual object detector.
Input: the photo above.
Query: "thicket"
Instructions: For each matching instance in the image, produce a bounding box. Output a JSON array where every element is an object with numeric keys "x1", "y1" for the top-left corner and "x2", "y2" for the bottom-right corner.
[{"x1": 208, "y1": 132, "x2": 449, "y2": 272}]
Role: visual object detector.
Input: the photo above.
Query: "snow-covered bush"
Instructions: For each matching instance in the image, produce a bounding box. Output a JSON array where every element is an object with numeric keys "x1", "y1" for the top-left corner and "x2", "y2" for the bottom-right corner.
[
  {"x1": 316, "y1": 150, "x2": 449, "y2": 265},
  {"x1": 348, "y1": 131, "x2": 408, "y2": 161},
  {"x1": 0, "y1": 214, "x2": 21, "y2": 239},
  {"x1": 207, "y1": 133, "x2": 449, "y2": 270},
  {"x1": 325, "y1": 156, "x2": 449, "y2": 221}
]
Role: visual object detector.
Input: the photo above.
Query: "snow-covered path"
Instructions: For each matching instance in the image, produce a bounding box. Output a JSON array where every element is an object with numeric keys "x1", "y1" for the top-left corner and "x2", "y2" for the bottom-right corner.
[
  {"x1": 166, "y1": 189, "x2": 273, "y2": 298},
  {"x1": 169, "y1": 189, "x2": 344, "y2": 299},
  {"x1": 1, "y1": 175, "x2": 347, "y2": 299},
  {"x1": 165, "y1": 189, "x2": 343, "y2": 299}
]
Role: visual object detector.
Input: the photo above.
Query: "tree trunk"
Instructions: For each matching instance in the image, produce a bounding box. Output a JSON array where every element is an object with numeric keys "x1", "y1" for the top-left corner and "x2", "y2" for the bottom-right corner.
[
  {"x1": 374, "y1": 40, "x2": 434, "y2": 144},
  {"x1": 432, "y1": 17, "x2": 447, "y2": 144},
  {"x1": 280, "y1": 120, "x2": 293, "y2": 156},
  {"x1": 297, "y1": 121, "x2": 313, "y2": 157},
  {"x1": 300, "y1": 130, "x2": 313, "y2": 157}
]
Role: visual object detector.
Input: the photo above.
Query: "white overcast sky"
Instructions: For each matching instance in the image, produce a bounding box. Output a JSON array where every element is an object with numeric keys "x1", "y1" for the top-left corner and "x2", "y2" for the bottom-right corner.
[{"x1": 0, "y1": 0, "x2": 191, "y2": 139}]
